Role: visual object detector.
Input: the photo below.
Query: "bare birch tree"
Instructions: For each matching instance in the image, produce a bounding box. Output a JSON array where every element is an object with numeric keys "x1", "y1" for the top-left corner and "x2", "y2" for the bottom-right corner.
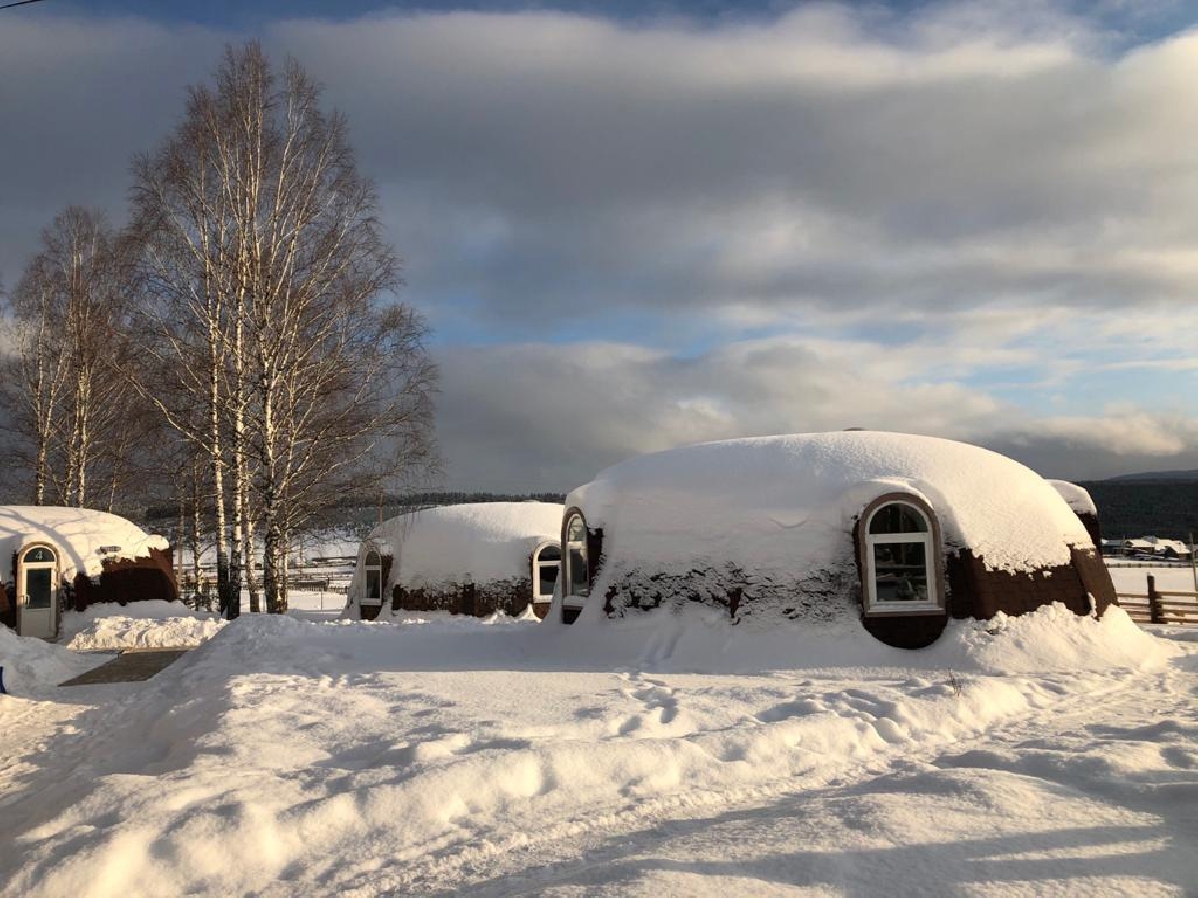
[
  {"x1": 1, "y1": 208, "x2": 144, "y2": 509},
  {"x1": 130, "y1": 42, "x2": 437, "y2": 614}
]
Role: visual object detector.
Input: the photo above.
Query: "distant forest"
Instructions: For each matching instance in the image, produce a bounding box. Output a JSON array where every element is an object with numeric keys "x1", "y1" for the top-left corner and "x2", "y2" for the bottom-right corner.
[{"x1": 1077, "y1": 480, "x2": 1198, "y2": 542}]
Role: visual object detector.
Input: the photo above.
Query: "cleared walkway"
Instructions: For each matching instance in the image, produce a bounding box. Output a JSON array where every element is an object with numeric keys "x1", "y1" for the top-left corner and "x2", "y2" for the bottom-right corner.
[{"x1": 59, "y1": 648, "x2": 190, "y2": 687}]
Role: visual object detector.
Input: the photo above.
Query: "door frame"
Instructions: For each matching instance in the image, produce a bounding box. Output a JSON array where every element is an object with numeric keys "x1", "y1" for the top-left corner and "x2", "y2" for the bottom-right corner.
[{"x1": 16, "y1": 542, "x2": 60, "y2": 640}]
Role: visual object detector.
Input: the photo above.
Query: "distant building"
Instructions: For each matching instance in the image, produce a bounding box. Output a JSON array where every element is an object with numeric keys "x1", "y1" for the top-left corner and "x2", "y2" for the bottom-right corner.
[{"x1": 1122, "y1": 537, "x2": 1191, "y2": 559}]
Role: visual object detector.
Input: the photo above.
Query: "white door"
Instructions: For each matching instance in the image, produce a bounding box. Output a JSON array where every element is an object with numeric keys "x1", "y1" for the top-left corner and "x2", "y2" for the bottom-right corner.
[{"x1": 18, "y1": 546, "x2": 58, "y2": 640}]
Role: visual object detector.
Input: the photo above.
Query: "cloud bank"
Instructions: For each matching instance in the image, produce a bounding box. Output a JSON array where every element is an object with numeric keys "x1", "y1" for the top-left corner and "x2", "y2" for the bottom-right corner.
[{"x1": 1, "y1": 3, "x2": 1196, "y2": 488}]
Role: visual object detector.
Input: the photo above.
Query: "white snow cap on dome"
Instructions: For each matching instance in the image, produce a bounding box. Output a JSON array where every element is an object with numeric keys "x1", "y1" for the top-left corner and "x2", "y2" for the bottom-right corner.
[
  {"x1": 359, "y1": 502, "x2": 564, "y2": 590},
  {"x1": 567, "y1": 431, "x2": 1092, "y2": 576},
  {"x1": 0, "y1": 506, "x2": 168, "y2": 583},
  {"x1": 1047, "y1": 480, "x2": 1098, "y2": 516}
]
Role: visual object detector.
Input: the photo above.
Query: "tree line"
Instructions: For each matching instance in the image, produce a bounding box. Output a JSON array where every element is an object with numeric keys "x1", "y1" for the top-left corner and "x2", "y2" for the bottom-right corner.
[{"x1": 0, "y1": 43, "x2": 439, "y2": 616}]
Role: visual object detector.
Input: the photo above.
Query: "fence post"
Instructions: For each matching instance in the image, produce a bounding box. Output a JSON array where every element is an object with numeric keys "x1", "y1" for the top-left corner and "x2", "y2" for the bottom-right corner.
[{"x1": 1147, "y1": 574, "x2": 1162, "y2": 624}]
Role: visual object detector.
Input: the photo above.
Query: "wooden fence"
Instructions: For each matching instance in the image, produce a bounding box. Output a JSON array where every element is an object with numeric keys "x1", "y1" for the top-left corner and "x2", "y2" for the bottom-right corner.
[{"x1": 1116, "y1": 574, "x2": 1198, "y2": 626}]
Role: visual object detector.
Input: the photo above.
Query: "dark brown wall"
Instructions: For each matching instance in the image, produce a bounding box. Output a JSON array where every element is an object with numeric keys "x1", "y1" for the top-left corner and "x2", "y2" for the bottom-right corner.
[
  {"x1": 945, "y1": 546, "x2": 1114, "y2": 620},
  {"x1": 71, "y1": 547, "x2": 179, "y2": 610},
  {"x1": 0, "y1": 581, "x2": 12, "y2": 630},
  {"x1": 592, "y1": 541, "x2": 1115, "y2": 650},
  {"x1": 389, "y1": 577, "x2": 535, "y2": 618},
  {"x1": 861, "y1": 613, "x2": 948, "y2": 650}
]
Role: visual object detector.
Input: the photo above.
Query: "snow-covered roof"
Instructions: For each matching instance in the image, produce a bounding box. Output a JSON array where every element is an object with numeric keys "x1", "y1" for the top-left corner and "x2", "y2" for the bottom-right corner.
[
  {"x1": 566, "y1": 431, "x2": 1092, "y2": 578},
  {"x1": 1047, "y1": 480, "x2": 1098, "y2": 516},
  {"x1": 0, "y1": 506, "x2": 169, "y2": 583},
  {"x1": 356, "y1": 502, "x2": 564, "y2": 591},
  {"x1": 1124, "y1": 537, "x2": 1190, "y2": 554}
]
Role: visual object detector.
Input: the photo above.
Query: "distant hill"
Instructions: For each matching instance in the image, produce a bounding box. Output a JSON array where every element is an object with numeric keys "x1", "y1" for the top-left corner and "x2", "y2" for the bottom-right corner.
[
  {"x1": 1105, "y1": 470, "x2": 1198, "y2": 483},
  {"x1": 1076, "y1": 480, "x2": 1198, "y2": 542}
]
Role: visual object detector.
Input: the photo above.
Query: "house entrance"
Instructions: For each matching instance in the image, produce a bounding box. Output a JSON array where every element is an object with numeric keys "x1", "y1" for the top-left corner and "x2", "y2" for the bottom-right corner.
[{"x1": 18, "y1": 545, "x2": 58, "y2": 640}]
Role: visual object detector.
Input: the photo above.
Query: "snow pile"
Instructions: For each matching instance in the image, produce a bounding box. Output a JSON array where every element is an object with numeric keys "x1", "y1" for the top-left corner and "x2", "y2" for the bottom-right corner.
[
  {"x1": 0, "y1": 607, "x2": 1183, "y2": 897},
  {"x1": 62, "y1": 600, "x2": 222, "y2": 650},
  {"x1": 936, "y1": 603, "x2": 1171, "y2": 674},
  {"x1": 546, "y1": 599, "x2": 1169, "y2": 675},
  {"x1": 0, "y1": 626, "x2": 110, "y2": 697},
  {"x1": 0, "y1": 506, "x2": 168, "y2": 582},
  {"x1": 1047, "y1": 479, "x2": 1098, "y2": 515},
  {"x1": 66, "y1": 615, "x2": 226, "y2": 651},
  {"x1": 570, "y1": 432, "x2": 1091, "y2": 579},
  {"x1": 349, "y1": 501, "x2": 563, "y2": 599},
  {"x1": 61, "y1": 600, "x2": 205, "y2": 639}
]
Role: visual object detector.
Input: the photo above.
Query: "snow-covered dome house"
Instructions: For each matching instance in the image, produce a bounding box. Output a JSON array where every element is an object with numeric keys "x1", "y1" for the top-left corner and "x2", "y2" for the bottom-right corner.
[
  {"x1": 0, "y1": 506, "x2": 177, "y2": 640},
  {"x1": 347, "y1": 502, "x2": 565, "y2": 621},
  {"x1": 555, "y1": 432, "x2": 1115, "y2": 648}
]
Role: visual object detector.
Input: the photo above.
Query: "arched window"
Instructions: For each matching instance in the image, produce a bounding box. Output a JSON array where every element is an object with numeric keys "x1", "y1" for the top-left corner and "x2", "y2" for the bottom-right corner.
[
  {"x1": 23, "y1": 547, "x2": 55, "y2": 564},
  {"x1": 363, "y1": 548, "x2": 383, "y2": 604},
  {"x1": 861, "y1": 498, "x2": 942, "y2": 615},
  {"x1": 532, "y1": 543, "x2": 561, "y2": 604},
  {"x1": 564, "y1": 513, "x2": 589, "y2": 600}
]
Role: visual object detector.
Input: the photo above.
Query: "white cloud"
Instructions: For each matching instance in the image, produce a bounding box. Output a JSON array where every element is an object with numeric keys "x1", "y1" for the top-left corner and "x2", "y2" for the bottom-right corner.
[
  {"x1": 2, "y1": 6, "x2": 1197, "y2": 489},
  {"x1": 435, "y1": 331, "x2": 1198, "y2": 490}
]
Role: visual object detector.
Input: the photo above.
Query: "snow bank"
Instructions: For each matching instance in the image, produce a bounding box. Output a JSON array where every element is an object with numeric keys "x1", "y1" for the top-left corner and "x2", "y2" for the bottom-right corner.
[
  {"x1": 0, "y1": 506, "x2": 167, "y2": 582},
  {"x1": 350, "y1": 502, "x2": 563, "y2": 599},
  {"x1": 60, "y1": 600, "x2": 206, "y2": 638},
  {"x1": 0, "y1": 626, "x2": 110, "y2": 697},
  {"x1": 542, "y1": 600, "x2": 1170, "y2": 676},
  {"x1": 0, "y1": 606, "x2": 1179, "y2": 897},
  {"x1": 1047, "y1": 479, "x2": 1098, "y2": 515},
  {"x1": 568, "y1": 432, "x2": 1091, "y2": 582},
  {"x1": 935, "y1": 603, "x2": 1171, "y2": 674},
  {"x1": 66, "y1": 616, "x2": 226, "y2": 651}
]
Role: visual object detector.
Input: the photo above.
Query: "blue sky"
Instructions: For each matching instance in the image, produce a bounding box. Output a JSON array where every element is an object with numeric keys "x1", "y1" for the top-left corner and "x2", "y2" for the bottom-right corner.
[{"x1": 3, "y1": 0, "x2": 1198, "y2": 488}]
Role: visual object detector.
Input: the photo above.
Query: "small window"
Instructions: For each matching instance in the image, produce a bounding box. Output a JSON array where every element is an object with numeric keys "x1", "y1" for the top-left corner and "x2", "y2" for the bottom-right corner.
[
  {"x1": 869, "y1": 504, "x2": 928, "y2": 535},
  {"x1": 565, "y1": 514, "x2": 589, "y2": 599},
  {"x1": 861, "y1": 498, "x2": 941, "y2": 615},
  {"x1": 533, "y1": 543, "x2": 560, "y2": 603},
  {"x1": 364, "y1": 549, "x2": 383, "y2": 604}
]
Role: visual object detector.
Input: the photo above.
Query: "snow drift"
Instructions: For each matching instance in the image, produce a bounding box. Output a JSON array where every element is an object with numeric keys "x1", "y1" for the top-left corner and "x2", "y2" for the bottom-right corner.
[{"x1": 0, "y1": 605, "x2": 1176, "y2": 897}]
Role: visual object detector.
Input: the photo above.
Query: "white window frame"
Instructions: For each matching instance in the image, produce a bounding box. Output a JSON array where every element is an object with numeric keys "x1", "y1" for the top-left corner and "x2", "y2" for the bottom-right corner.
[
  {"x1": 362, "y1": 547, "x2": 384, "y2": 606},
  {"x1": 862, "y1": 500, "x2": 942, "y2": 616},
  {"x1": 563, "y1": 512, "x2": 589, "y2": 604},
  {"x1": 532, "y1": 541, "x2": 561, "y2": 605},
  {"x1": 17, "y1": 542, "x2": 60, "y2": 639}
]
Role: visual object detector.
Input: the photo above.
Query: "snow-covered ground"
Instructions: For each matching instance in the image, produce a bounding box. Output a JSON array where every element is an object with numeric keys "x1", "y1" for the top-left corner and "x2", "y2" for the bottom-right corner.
[
  {"x1": 1110, "y1": 565, "x2": 1198, "y2": 596},
  {"x1": 62, "y1": 600, "x2": 226, "y2": 651},
  {"x1": 0, "y1": 603, "x2": 1194, "y2": 896}
]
